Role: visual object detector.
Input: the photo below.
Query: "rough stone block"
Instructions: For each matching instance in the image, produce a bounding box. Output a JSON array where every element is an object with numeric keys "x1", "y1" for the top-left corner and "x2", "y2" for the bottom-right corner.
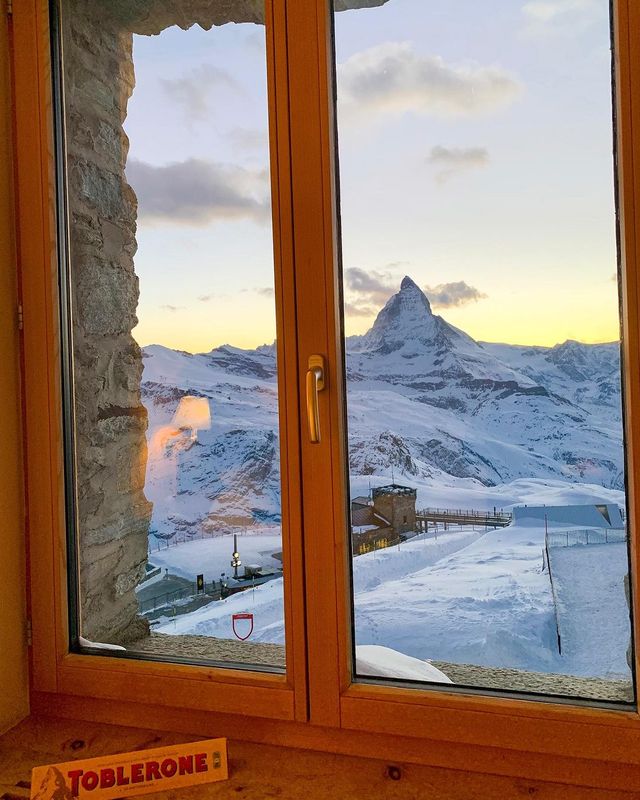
[{"x1": 75, "y1": 258, "x2": 139, "y2": 336}]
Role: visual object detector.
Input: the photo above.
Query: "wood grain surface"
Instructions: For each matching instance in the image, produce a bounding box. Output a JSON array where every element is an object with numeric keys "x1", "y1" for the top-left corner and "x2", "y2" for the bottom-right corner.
[{"x1": 0, "y1": 716, "x2": 638, "y2": 800}]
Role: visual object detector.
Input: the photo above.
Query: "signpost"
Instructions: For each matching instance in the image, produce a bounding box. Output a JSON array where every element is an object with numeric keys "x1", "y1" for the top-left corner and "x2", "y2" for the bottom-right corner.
[{"x1": 231, "y1": 533, "x2": 241, "y2": 579}]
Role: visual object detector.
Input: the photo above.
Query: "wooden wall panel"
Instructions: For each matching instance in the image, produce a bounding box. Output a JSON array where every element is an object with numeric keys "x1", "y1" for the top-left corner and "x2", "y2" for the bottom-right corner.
[{"x1": 0, "y1": 11, "x2": 29, "y2": 735}]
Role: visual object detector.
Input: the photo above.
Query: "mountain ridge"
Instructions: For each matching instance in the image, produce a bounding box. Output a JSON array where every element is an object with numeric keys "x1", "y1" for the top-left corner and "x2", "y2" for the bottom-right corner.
[{"x1": 140, "y1": 277, "x2": 624, "y2": 536}]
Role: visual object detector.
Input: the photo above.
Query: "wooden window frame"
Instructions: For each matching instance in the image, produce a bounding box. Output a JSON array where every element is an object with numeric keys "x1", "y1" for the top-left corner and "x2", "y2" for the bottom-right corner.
[
  {"x1": 13, "y1": 0, "x2": 308, "y2": 725},
  {"x1": 11, "y1": 0, "x2": 640, "y2": 792}
]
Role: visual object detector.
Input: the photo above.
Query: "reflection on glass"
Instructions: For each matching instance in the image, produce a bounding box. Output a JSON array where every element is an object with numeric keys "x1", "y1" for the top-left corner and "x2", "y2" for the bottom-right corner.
[
  {"x1": 334, "y1": 0, "x2": 634, "y2": 703},
  {"x1": 59, "y1": 1, "x2": 285, "y2": 669}
]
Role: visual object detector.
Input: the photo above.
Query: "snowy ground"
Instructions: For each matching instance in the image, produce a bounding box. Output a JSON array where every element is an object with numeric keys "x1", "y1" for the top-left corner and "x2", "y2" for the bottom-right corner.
[
  {"x1": 551, "y1": 543, "x2": 631, "y2": 678},
  {"x1": 153, "y1": 519, "x2": 631, "y2": 682},
  {"x1": 148, "y1": 530, "x2": 283, "y2": 582},
  {"x1": 352, "y1": 522, "x2": 560, "y2": 673},
  {"x1": 156, "y1": 577, "x2": 285, "y2": 643},
  {"x1": 149, "y1": 478, "x2": 631, "y2": 683},
  {"x1": 351, "y1": 522, "x2": 630, "y2": 679}
]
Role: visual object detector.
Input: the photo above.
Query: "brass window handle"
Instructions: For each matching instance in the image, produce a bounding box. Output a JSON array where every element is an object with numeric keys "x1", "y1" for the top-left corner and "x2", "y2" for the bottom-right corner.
[{"x1": 306, "y1": 355, "x2": 326, "y2": 443}]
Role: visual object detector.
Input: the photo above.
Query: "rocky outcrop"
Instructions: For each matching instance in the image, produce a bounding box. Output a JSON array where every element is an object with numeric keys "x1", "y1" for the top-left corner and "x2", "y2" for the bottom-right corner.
[{"x1": 61, "y1": 0, "x2": 389, "y2": 643}]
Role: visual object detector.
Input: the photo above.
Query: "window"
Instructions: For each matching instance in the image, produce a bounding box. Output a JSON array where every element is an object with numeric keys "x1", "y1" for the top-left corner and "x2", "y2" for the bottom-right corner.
[
  {"x1": 11, "y1": 0, "x2": 640, "y2": 789},
  {"x1": 55, "y1": 0, "x2": 288, "y2": 673},
  {"x1": 334, "y1": 0, "x2": 635, "y2": 704}
]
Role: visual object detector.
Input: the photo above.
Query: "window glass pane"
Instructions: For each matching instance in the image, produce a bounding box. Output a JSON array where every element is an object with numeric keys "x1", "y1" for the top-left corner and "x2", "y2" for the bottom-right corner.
[
  {"x1": 333, "y1": 0, "x2": 635, "y2": 703},
  {"x1": 57, "y1": 0, "x2": 285, "y2": 670}
]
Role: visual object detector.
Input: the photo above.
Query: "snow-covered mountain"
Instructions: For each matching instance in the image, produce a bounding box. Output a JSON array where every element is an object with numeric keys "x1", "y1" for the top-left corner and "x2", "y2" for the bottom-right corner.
[{"x1": 140, "y1": 276, "x2": 624, "y2": 539}]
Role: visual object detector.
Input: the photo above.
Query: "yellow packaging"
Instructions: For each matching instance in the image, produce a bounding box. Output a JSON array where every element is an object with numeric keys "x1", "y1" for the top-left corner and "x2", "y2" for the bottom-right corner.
[{"x1": 31, "y1": 738, "x2": 228, "y2": 800}]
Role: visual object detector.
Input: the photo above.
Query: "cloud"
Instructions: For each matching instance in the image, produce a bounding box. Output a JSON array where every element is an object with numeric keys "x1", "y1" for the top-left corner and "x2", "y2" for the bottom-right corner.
[
  {"x1": 523, "y1": 0, "x2": 594, "y2": 21},
  {"x1": 384, "y1": 260, "x2": 410, "y2": 270},
  {"x1": 345, "y1": 267, "x2": 396, "y2": 304},
  {"x1": 160, "y1": 304, "x2": 185, "y2": 312},
  {"x1": 230, "y1": 127, "x2": 269, "y2": 153},
  {"x1": 338, "y1": 42, "x2": 522, "y2": 122},
  {"x1": 522, "y1": 0, "x2": 602, "y2": 35},
  {"x1": 343, "y1": 270, "x2": 487, "y2": 317},
  {"x1": 199, "y1": 287, "x2": 274, "y2": 303},
  {"x1": 344, "y1": 302, "x2": 376, "y2": 318},
  {"x1": 126, "y1": 158, "x2": 271, "y2": 226},
  {"x1": 344, "y1": 267, "x2": 397, "y2": 318},
  {"x1": 160, "y1": 64, "x2": 239, "y2": 120},
  {"x1": 428, "y1": 145, "x2": 490, "y2": 184},
  {"x1": 424, "y1": 281, "x2": 487, "y2": 308},
  {"x1": 244, "y1": 31, "x2": 264, "y2": 52}
]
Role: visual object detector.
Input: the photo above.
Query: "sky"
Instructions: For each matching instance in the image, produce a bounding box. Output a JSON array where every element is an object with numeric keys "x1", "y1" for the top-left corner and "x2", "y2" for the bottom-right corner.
[{"x1": 124, "y1": 0, "x2": 620, "y2": 352}]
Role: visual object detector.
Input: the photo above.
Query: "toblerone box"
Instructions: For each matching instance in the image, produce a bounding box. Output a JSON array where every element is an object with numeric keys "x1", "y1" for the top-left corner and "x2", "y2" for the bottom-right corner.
[{"x1": 30, "y1": 738, "x2": 228, "y2": 800}]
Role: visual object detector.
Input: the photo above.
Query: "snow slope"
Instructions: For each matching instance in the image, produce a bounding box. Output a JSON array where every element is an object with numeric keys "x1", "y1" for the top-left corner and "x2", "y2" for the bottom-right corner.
[
  {"x1": 157, "y1": 577, "x2": 285, "y2": 643},
  {"x1": 550, "y1": 543, "x2": 631, "y2": 678},
  {"x1": 353, "y1": 523, "x2": 561, "y2": 673},
  {"x1": 156, "y1": 517, "x2": 632, "y2": 679}
]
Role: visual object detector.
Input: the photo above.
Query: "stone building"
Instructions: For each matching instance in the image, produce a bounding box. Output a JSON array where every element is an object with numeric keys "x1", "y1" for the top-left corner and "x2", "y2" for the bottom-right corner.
[
  {"x1": 351, "y1": 499, "x2": 393, "y2": 555},
  {"x1": 350, "y1": 484, "x2": 417, "y2": 555},
  {"x1": 371, "y1": 484, "x2": 417, "y2": 537}
]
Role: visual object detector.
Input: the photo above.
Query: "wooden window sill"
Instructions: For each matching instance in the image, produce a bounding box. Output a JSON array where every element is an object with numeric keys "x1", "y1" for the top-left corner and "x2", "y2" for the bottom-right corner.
[{"x1": 0, "y1": 714, "x2": 638, "y2": 800}]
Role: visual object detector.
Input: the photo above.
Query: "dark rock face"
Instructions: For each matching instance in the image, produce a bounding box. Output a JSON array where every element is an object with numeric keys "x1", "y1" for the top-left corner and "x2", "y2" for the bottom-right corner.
[
  {"x1": 349, "y1": 431, "x2": 421, "y2": 477},
  {"x1": 419, "y1": 437, "x2": 502, "y2": 487}
]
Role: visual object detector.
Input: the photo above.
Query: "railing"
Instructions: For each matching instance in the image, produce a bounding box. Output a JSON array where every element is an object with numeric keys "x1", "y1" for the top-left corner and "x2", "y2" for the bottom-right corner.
[
  {"x1": 139, "y1": 585, "x2": 196, "y2": 614},
  {"x1": 416, "y1": 507, "x2": 512, "y2": 528},
  {"x1": 148, "y1": 527, "x2": 253, "y2": 553},
  {"x1": 542, "y1": 535, "x2": 562, "y2": 655},
  {"x1": 546, "y1": 528, "x2": 627, "y2": 548},
  {"x1": 541, "y1": 526, "x2": 627, "y2": 655},
  {"x1": 139, "y1": 565, "x2": 162, "y2": 584},
  {"x1": 138, "y1": 581, "x2": 222, "y2": 615}
]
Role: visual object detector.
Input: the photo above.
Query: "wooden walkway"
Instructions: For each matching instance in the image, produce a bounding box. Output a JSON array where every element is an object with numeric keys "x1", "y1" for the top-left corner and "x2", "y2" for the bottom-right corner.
[{"x1": 416, "y1": 508, "x2": 512, "y2": 530}]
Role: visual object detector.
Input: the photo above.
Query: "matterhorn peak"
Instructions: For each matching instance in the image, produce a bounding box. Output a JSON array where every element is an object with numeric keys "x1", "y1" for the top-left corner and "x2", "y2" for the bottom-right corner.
[
  {"x1": 356, "y1": 275, "x2": 438, "y2": 353},
  {"x1": 400, "y1": 275, "x2": 420, "y2": 292},
  {"x1": 396, "y1": 275, "x2": 433, "y2": 314},
  {"x1": 398, "y1": 275, "x2": 433, "y2": 313}
]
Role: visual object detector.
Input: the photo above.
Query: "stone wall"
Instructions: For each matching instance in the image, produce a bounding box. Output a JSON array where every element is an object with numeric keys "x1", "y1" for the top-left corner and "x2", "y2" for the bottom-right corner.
[
  {"x1": 372, "y1": 490, "x2": 417, "y2": 536},
  {"x1": 63, "y1": 1, "x2": 150, "y2": 643},
  {"x1": 61, "y1": 0, "x2": 389, "y2": 644}
]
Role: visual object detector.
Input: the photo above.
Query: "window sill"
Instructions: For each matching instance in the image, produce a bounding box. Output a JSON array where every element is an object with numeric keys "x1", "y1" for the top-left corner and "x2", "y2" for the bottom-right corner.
[{"x1": 2, "y1": 713, "x2": 638, "y2": 800}]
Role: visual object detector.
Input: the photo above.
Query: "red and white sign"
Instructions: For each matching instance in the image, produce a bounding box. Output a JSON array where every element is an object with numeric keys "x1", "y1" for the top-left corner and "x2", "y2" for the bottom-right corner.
[{"x1": 231, "y1": 612, "x2": 254, "y2": 640}]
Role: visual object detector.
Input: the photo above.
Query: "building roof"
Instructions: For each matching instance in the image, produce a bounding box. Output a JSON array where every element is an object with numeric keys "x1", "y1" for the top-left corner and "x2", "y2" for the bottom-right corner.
[
  {"x1": 352, "y1": 496, "x2": 371, "y2": 507},
  {"x1": 351, "y1": 506, "x2": 390, "y2": 528},
  {"x1": 512, "y1": 503, "x2": 624, "y2": 529},
  {"x1": 372, "y1": 483, "x2": 417, "y2": 498}
]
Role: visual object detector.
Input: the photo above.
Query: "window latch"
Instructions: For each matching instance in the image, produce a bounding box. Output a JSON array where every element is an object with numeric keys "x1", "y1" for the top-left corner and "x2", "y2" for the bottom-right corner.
[{"x1": 306, "y1": 355, "x2": 326, "y2": 444}]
